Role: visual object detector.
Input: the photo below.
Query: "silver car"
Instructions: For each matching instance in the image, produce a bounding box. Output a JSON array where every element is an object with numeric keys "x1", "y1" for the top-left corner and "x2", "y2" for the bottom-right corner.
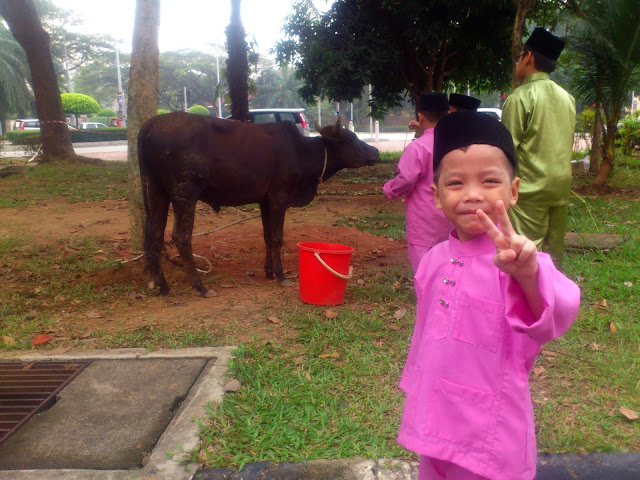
[{"x1": 248, "y1": 108, "x2": 310, "y2": 136}]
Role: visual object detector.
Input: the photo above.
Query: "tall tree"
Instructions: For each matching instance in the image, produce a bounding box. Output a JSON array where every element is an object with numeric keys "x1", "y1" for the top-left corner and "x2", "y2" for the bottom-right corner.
[
  {"x1": 571, "y1": 0, "x2": 640, "y2": 185},
  {"x1": 226, "y1": 0, "x2": 250, "y2": 121},
  {"x1": 127, "y1": 0, "x2": 160, "y2": 252},
  {"x1": 276, "y1": 0, "x2": 516, "y2": 117},
  {"x1": 253, "y1": 66, "x2": 305, "y2": 109},
  {"x1": 0, "y1": 0, "x2": 75, "y2": 162}
]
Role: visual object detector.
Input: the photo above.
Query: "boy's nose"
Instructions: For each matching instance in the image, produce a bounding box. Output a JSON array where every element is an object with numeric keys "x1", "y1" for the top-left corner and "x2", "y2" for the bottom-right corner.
[{"x1": 463, "y1": 184, "x2": 483, "y2": 201}]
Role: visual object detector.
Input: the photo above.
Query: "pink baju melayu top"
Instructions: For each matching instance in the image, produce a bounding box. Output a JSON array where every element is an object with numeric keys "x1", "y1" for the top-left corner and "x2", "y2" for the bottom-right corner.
[
  {"x1": 383, "y1": 129, "x2": 450, "y2": 248},
  {"x1": 398, "y1": 231, "x2": 580, "y2": 480}
]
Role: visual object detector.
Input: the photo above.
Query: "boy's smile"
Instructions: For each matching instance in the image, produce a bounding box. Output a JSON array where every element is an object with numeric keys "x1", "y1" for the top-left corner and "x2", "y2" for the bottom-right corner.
[{"x1": 431, "y1": 144, "x2": 519, "y2": 242}]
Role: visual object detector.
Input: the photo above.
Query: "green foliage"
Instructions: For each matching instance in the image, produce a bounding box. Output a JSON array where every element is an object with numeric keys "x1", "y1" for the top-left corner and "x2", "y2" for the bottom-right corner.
[
  {"x1": 5, "y1": 128, "x2": 127, "y2": 145},
  {"x1": 60, "y1": 93, "x2": 101, "y2": 115},
  {"x1": 576, "y1": 106, "x2": 596, "y2": 135},
  {"x1": 0, "y1": 23, "x2": 31, "y2": 118},
  {"x1": 276, "y1": 0, "x2": 515, "y2": 117},
  {"x1": 570, "y1": 0, "x2": 640, "y2": 162},
  {"x1": 157, "y1": 108, "x2": 170, "y2": 115},
  {"x1": 616, "y1": 112, "x2": 640, "y2": 155},
  {"x1": 97, "y1": 108, "x2": 116, "y2": 117},
  {"x1": 188, "y1": 104, "x2": 210, "y2": 115}
]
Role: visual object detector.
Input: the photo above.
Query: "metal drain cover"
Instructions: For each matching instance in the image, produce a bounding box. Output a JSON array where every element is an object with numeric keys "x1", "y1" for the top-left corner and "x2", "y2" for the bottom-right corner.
[{"x1": 0, "y1": 361, "x2": 88, "y2": 446}]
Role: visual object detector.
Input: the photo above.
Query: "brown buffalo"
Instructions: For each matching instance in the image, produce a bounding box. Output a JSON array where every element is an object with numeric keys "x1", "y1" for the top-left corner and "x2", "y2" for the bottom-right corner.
[{"x1": 138, "y1": 112, "x2": 378, "y2": 297}]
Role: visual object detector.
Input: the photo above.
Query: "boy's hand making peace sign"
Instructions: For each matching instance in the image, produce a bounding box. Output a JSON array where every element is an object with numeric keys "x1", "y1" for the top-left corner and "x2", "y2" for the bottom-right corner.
[
  {"x1": 476, "y1": 200, "x2": 543, "y2": 317},
  {"x1": 476, "y1": 200, "x2": 539, "y2": 281}
]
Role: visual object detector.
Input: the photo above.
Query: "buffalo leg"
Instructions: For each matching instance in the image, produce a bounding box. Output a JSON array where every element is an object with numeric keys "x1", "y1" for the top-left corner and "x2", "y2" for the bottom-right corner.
[
  {"x1": 144, "y1": 182, "x2": 171, "y2": 295},
  {"x1": 264, "y1": 201, "x2": 291, "y2": 286},
  {"x1": 172, "y1": 199, "x2": 217, "y2": 298},
  {"x1": 259, "y1": 201, "x2": 274, "y2": 279}
]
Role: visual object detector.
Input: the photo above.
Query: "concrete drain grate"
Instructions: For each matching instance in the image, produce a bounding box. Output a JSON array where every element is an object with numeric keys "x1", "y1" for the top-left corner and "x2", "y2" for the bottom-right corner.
[{"x1": 0, "y1": 361, "x2": 89, "y2": 446}]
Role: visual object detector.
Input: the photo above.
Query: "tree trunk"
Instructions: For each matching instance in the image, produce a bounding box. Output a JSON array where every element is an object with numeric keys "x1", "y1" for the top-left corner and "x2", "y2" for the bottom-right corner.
[
  {"x1": 0, "y1": 0, "x2": 75, "y2": 162},
  {"x1": 127, "y1": 0, "x2": 160, "y2": 253},
  {"x1": 589, "y1": 105, "x2": 603, "y2": 174},
  {"x1": 593, "y1": 120, "x2": 616, "y2": 186},
  {"x1": 511, "y1": 0, "x2": 535, "y2": 89},
  {"x1": 226, "y1": 0, "x2": 250, "y2": 121}
]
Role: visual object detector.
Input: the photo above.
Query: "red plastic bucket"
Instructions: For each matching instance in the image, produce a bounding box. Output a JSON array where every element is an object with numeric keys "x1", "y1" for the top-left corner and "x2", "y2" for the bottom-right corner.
[{"x1": 297, "y1": 242, "x2": 354, "y2": 305}]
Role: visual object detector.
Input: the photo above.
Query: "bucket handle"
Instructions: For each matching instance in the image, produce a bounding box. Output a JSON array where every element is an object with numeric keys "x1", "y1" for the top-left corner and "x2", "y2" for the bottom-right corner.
[{"x1": 314, "y1": 252, "x2": 353, "y2": 279}]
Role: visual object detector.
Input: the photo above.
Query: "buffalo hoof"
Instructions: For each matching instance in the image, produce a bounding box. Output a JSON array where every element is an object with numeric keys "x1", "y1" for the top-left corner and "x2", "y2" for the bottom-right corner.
[
  {"x1": 202, "y1": 289, "x2": 218, "y2": 298},
  {"x1": 279, "y1": 278, "x2": 293, "y2": 287}
]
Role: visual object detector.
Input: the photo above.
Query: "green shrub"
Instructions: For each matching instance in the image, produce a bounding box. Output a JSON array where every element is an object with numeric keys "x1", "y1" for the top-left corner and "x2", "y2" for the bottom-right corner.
[
  {"x1": 97, "y1": 108, "x2": 116, "y2": 117},
  {"x1": 188, "y1": 105, "x2": 210, "y2": 115},
  {"x1": 61, "y1": 93, "x2": 101, "y2": 116},
  {"x1": 157, "y1": 109, "x2": 170, "y2": 115},
  {"x1": 5, "y1": 128, "x2": 127, "y2": 144},
  {"x1": 576, "y1": 107, "x2": 596, "y2": 135},
  {"x1": 617, "y1": 112, "x2": 640, "y2": 155}
]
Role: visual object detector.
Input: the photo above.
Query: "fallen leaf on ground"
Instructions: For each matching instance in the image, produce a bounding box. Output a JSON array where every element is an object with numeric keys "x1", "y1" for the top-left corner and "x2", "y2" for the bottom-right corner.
[
  {"x1": 2, "y1": 336, "x2": 15, "y2": 345},
  {"x1": 541, "y1": 349, "x2": 559, "y2": 357},
  {"x1": 533, "y1": 366, "x2": 546, "y2": 377},
  {"x1": 597, "y1": 299, "x2": 608, "y2": 309},
  {"x1": 591, "y1": 342, "x2": 600, "y2": 351},
  {"x1": 223, "y1": 379, "x2": 241, "y2": 393},
  {"x1": 609, "y1": 321, "x2": 617, "y2": 334},
  {"x1": 393, "y1": 308, "x2": 407, "y2": 320},
  {"x1": 619, "y1": 406, "x2": 638, "y2": 421},
  {"x1": 31, "y1": 334, "x2": 52, "y2": 345},
  {"x1": 623, "y1": 281, "x2": 633, "y2": 287},
  {"x1": 85, "y1": 311, "x2": 103, "y2": 319},
  {"x1": 387, "y1": 324, "x2": 400, "y2": 331},
  {"x1": 267, "y1": 316, "x2": 281, "y2": 324},
  {"x1": 302, "y1": 371, "x2": 312, "y2": 381},
  {"x1": 324, "y1": 309, "x2": 338, "y2": 319},
  {"x1": 318, "y1": 352, "x2": 340, "y2": 359},
  {"x1": 357, "y1": 279, "x2": 365, "y2": 285}
]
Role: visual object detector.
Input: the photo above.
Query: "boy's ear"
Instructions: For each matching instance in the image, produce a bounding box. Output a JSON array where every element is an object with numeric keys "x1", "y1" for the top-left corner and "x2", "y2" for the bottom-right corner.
[
  {"x1": 430, "y1": 183, "x2": 442, "y2": 209},
  {"x1": 510, "y1": 177, "x2": 520, "y2": 206}
]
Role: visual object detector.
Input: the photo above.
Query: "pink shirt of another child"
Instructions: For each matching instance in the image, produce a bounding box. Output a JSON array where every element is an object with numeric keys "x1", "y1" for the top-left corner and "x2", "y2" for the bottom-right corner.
[
  {"x1": 398, "y1": 232, "x2": 580, "y2": 480},
  {"x1": 383, "y1": 128, "x2": 450, "y2": 249}
]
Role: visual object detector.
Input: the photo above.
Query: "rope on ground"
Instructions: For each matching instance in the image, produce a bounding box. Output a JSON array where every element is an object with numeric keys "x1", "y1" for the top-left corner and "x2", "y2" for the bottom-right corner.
[
  {"x1": 193, "y1": 214, "x2": 261, "y2": 237},
  {"x1": 118, "y1": 253, "x2": 144, "y2": 264}
]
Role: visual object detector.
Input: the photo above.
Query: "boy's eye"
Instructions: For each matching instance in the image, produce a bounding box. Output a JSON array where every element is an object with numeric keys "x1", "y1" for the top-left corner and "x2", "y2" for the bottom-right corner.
[
  {"x1": 484, "y1": 178, "x2": 500, "y2": 184},
  {"x1": 446, "y1": 180, "x2": 462, "y2": 187}
]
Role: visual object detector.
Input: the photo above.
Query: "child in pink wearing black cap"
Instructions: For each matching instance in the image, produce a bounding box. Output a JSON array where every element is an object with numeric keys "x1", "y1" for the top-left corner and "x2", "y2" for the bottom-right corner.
[{"x1": 397, "y1": 111, "x2": 580, "y2": 480}]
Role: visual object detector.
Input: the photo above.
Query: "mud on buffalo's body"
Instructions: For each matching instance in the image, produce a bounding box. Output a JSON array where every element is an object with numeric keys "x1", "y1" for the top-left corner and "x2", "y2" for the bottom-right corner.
[{"x1": 138, "y1": 111, "x2": 379, "y2": 297}]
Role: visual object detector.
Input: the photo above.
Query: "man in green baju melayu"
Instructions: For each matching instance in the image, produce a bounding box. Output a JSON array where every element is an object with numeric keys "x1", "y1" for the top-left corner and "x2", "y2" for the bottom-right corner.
[{"x1": 502, "y1": 27, "x2": 576, "y2": 270}]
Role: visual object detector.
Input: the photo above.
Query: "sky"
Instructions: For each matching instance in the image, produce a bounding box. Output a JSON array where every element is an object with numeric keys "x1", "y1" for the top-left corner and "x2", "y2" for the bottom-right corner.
[{"x1": 51, "y1": 0, "x2": 322, "y2": 55}]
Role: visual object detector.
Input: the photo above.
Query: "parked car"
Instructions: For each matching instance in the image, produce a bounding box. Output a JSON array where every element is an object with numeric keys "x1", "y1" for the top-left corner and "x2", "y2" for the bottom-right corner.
[
  {"x1": 78, "y1": 122, "x2": 109, "y2": 130},
  {"x1": 478, "y1": 108, "x2": 502, "y2": 120},
  {"x1": 13, "y1": 119, "x2": 40, "y2": 130},
  {"x1": 227, "y1": 109, "x2": 310, "y2": 136}
]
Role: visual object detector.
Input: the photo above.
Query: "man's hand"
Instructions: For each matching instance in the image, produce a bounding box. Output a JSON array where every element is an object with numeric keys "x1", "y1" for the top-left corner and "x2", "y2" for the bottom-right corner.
[{"x1": 476, "y1": 200, "x2": 538, "y2": 281}]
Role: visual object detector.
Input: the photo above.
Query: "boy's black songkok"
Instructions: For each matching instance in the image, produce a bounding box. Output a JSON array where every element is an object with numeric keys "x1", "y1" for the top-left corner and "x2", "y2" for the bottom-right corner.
[
  {"x1": 524, "y1": 27, "x2": 565, "y2": 61},
  {"x1": 433, "y1": 111, "x2": 516, "y2": 172},
  {"x1": 449, "y1": 93, "x2": 481, "y2": 111},
  {"x1": 418, "y1": 92, "x2": 449, "y2": 113}
]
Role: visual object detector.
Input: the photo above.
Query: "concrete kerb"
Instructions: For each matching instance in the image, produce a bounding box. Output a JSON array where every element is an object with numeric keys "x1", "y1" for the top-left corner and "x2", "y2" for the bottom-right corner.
[{"x1": 0, "y1": 347, "x2": 236, "y2": 480}]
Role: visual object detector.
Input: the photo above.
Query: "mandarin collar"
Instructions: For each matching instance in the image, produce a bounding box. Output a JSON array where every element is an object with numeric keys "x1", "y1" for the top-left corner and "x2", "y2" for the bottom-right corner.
[
  {"x1": 448, "y1": 231, "x2": 496, "y2": 257},
  {"x1": 523, "y1": 72, "x2": 550, "y2": 84}
]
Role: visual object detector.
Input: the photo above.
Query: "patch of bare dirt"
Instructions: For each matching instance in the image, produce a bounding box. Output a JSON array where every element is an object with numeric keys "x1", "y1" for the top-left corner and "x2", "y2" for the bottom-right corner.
[{"x1": 2, "y1": 185, "x2": 411, "y2": 345}]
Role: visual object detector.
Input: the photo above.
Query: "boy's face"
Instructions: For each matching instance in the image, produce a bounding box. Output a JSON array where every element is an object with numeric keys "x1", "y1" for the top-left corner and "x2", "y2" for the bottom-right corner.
[{"x1": 431, "y1": 144, "x2": 519, "y2": 242}]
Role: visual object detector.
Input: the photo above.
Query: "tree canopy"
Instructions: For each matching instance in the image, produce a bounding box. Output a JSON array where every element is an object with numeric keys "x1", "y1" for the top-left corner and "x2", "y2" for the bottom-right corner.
[
  {"x1": 276, "y1": 0, "x2": 516, "y2": 116},
  {"x1": 60, "y1": 92, "x2": 100, "y2": 115}
]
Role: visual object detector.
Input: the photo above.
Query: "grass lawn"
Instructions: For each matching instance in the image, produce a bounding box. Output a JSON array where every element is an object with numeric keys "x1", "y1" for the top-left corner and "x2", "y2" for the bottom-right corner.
[{"x1": 0, "y1": 153, "x2": 638, "y2": 468}]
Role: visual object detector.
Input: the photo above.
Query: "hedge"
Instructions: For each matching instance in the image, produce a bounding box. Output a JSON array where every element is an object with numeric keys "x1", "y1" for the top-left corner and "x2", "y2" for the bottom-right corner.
[{"x1": 4, "y1": 128, "x2": 127, "y2": 145}]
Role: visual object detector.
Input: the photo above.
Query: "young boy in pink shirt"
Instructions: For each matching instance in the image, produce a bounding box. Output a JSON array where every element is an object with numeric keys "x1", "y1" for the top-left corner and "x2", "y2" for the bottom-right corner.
[
  {"x1": 397, "y1": 111, "x2": 580, "y2": 480},
  {"x1": 384, "y1": 92, "x2": 451, "y2": 272}
]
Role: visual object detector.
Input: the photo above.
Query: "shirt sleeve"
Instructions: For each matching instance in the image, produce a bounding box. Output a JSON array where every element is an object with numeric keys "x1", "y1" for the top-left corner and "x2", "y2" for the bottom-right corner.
[
  {"x1": 502, "y1": 94, "x2": 527, "y2": 154},
  {"x1": 502, "y1": 253, "x2": 580, "y2": 345},
  {"x1": 383, "y1": 143, "x2": 423, "y2": 199}
]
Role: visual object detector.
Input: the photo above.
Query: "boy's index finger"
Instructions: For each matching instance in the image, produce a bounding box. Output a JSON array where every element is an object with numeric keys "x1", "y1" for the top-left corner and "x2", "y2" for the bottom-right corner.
[
  {"x1": 495, "y1": 200, "x2": 515, "y2": 237},
  {"x1": 476, "y1": 208, "x2": 502, "y2": 241}
]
